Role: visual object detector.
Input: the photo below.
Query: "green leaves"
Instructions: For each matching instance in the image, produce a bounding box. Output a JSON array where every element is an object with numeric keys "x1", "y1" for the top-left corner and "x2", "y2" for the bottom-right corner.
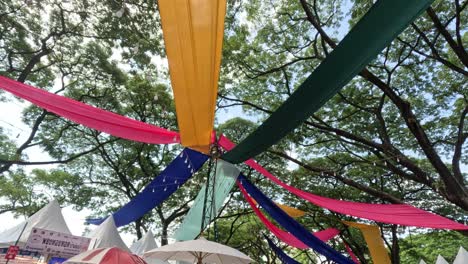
[{"x1": 399, "y1": 231, "x2": 468, "y2": 263}]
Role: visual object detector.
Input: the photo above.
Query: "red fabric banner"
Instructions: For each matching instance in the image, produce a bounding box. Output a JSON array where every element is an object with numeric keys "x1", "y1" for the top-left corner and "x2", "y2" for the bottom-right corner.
[
  {"x1": 238, "y1": 181, "x2": 339, "y2": 249},
  {"x1": 220, "y1": 135, "x2": 468, "y2": 230},
  {"x1": 344, "y1": 243, "x2": 361, "y2": 264},
  {"x1": 0, "y1": 76, "x2": 180, "y2": 144}
]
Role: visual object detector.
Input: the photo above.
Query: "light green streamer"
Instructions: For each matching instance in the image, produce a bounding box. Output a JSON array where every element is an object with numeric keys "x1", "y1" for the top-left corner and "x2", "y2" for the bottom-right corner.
[{"x1": 173, "y1": 160, "x2": 239, "y2": 241}]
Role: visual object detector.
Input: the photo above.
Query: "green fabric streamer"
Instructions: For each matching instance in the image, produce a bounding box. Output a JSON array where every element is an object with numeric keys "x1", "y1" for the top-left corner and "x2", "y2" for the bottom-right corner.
[
  {"x1": 173, "y1": 160, "x2": 239, "y2": 241},
  {"x1": 222, "y1": 0, "x2": 434, "y2": 164}
]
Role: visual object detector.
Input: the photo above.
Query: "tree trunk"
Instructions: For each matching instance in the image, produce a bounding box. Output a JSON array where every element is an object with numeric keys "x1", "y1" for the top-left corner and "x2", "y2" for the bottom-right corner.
[
  {"x1": 391, "y1": 225, "x2": 400, "y2": 264},
  {"x1": 161, "y1": 223, "x2": 168, "y2": 246},
  {"x1": 135, "y1": 218, "x2": 143, "y2": 239}
]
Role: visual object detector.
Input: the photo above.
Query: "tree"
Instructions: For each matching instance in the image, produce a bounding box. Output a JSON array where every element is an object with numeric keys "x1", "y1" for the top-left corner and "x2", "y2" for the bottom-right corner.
[
  {"x1": 0, "y1": 0, "x2": 185, "y2": 241},
  {"x1": 399, "y1": 230, "x2": 468, "y2": 263},
  {"x1": 219, "y1": 0, "x2": 467, "y2": 217},
  {"x1": 217, "y1": 0, "x2": 467, "y2": 262},
  {"x1": 0, "y1": 0, "x2": 165, "y2": 173}
]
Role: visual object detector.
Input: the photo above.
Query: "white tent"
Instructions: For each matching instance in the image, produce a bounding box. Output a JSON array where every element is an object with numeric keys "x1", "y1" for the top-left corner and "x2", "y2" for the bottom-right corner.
[
  {"x1": 130, "y1": 230, "x2": 157, "y2": 255},
  {"x1": 453, "y1": 246, "x2": 467, "y2": 264},
  {"x1": 418, "y1": 260, "x2": 427, "y2": 264},
  {"x1": 0, "y1": 200, "x2": 71, "y2": 247},
  {"x1": 87, "y1": 216, "x2": 130, "y2": 252},
  {"x1": 130, "y1": 230, "x2": 167, "y2": 264},
  {"x1": 435, "y1": 255, "x2": 449, "y2": 264}
]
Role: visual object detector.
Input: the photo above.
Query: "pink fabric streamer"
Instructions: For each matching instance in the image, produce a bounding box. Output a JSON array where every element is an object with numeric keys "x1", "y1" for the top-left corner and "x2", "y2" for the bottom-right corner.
[
  {"x1": 345, "y1": 242, "x2": 361, "y2": 264},
  {"x1": 238, "y1": 181, "x2": 340, "y2": 249},
  {"x1": 0, "y1": 76, "x2": 180, "y2": 144},
  {"x1": 220, "y1": 135, "x2": 468, "y2": 230}
]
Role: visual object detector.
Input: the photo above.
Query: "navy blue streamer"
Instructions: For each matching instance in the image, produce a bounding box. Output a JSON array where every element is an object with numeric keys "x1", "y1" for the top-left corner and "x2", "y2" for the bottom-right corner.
[
  {"x1": 87, "y1": 148, "x2": 209, "y2": 227},
  {"x1": 264, "y1": 235, "x2": 301, "y2": 264},
  {"x1": 238, "y1": 174, "x2": 353, "y2": 264}
]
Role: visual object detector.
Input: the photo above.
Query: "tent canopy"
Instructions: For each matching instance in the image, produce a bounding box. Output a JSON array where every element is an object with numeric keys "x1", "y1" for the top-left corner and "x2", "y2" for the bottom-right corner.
[
  {"x1": 130, "y1": 231, "x2": 168, "y2": 264},
  {"x1": 0, "y1": 200, "x2": 71, "y2": 247},
  {"x1": 88, "y1": 216, "x2": 130, "y2": 252},
  {"x1": 130, "y1": 230, "x2": 158, "y2": 256},
  {"x1": 454, "y1": 247, "x2": 467, "y2": 264}
]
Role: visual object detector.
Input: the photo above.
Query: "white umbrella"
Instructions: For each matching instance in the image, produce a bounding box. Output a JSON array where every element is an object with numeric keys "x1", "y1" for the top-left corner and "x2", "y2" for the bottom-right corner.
[{"x1": 143, "y1": 238, "x2": 251, "y2": 264}]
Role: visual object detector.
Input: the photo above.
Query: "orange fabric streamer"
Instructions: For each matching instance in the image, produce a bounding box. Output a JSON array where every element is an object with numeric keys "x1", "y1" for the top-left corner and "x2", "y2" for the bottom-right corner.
[
  {"x1": 252, "y1": 200, "x2": 306, "y2": 218},
  {"x1": 277, "y1": 204, "x2": 306, "y2": 218},
  {"x1": 344, "y1": 221, "x2": 391, "y2": 264},
  {"x1": 158, "y1": 0, "x2": 226, "y2": 152}
]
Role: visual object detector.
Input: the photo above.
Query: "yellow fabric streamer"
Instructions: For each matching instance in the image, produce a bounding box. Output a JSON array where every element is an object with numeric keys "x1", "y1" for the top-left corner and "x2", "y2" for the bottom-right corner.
[
  {"x1": 158, "y1": 0, "x2": 226, "y2": 153},
  {"x1": 252, "y1": 200, "x2": 306, "y2": 218},
  {"x1": 344, "y1": 221, "x2": 391, "y2": 264},
  {"x1": 276, "y1": 203, "x2": 306, "y2": 218}
]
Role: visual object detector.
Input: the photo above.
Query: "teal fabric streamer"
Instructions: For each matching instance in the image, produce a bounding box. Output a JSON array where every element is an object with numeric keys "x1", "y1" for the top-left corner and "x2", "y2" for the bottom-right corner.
[
  {"x1": 222, "y1": 0, "x2": 434, "y2": 163},
  {"x1": 173, "y1": 160, "x2": 240, "y2": 240}
]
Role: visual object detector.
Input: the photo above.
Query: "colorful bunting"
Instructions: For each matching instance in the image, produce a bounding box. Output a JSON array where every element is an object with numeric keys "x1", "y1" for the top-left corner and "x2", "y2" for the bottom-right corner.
[{"x1": 159, "y1": 0, "x2": 226, "y2": 152}]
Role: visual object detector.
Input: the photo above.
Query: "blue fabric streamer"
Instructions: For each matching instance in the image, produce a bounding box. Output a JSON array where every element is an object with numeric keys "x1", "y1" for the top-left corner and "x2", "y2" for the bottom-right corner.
[
  {"x1": 264, "y1": 235, "x2": 301, "y2": 264},
  {"x1": 87, "y1": 148, "x2": 209, "y2": 227},
  {"x1": 238, "y1": 174, "x2": 353, "y2": 264}
]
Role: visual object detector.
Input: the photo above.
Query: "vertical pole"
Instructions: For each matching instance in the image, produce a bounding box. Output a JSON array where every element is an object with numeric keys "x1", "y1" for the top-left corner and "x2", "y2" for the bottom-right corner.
[
  {"x1": 200, "y1": 144, "x2": 220, "y2": 239},
  {"x1": 210, "y1": 158, "x2": 218, "y2": 241},
  {"x1": 200, "y1": 157, "x2": 213, "y2": 233},
  {"x1": 6, "y1": 221, "x2": 28, "y2": 264}
]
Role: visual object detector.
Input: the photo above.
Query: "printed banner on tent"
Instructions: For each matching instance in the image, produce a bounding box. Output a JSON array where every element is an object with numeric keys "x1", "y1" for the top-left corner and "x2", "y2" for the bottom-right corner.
[{"x1": 25, "y1": 228, "x2": 90, "y2": 258}]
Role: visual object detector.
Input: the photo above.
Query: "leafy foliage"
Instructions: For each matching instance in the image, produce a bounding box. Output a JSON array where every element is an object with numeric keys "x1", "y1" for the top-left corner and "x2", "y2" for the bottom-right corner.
[{"x1": 399, "y1": 231, "x2": 468, "y2": 263}]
